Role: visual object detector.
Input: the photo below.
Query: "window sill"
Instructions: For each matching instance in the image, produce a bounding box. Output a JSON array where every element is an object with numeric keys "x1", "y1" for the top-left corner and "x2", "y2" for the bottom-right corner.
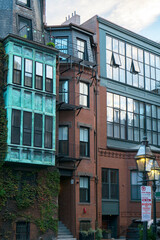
[
  {"x1": 79, "y1": 202, "x2": 90, "y2": 205},
  {"x1": 80, "y1": 156, "x2": 90, "y2": 160},
  {"x1": 130, "y1": 200, "x2": 141, "y2": 202}
]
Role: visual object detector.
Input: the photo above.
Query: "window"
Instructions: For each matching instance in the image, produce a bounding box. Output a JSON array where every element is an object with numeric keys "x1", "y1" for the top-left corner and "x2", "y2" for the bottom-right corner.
[
  {"x1": 59, "y1": 126, "x2": 68, "y2": 155},
  {"x1": 80, "y1": 221, "x2": 91, "y2": 231},
  {"x1": 45, "y1": 65, "x2": 53, "y2": 92},
  {"x1": 13, "y1": 56, "x2": 21, "y2": 85},
  {"x1": 44, "y1": 116, "x2": 53, "y2": 149},
  {"x1": 79, "y1": 82, "x2": 89, "y2": 107},
  {"x1": 17, "y1": 0, "x2": 30, "y2": 7},
  {"x1": 23, "y1": 111, "x2": 32, "y2": 146},
  {"x1": 11, "y1": 110, "x2": 21, "y2": 144},
  {"x1": 24, "y1": 59, "x2": 32, "y2": 87},
  {"x1": 102, "y1": 168, "x2": 119, "y2": 200},
  {"x1": 16, "y1": 221, "x2": 30, "y2": 240},
  {"x1": 77, "y1": 39, "x2": 88, "y2": 60},
  {"x1": 34, "y1": 114, "x2": 42, "y2": 147},
  {"x1": 130, "y1": 60, "x2": 140, "y2": 74},
  {"x1": 59, "y1": 80, "x2": 68, "y2": 103},
  {"x1": 131, "y1": 171, "x2": 143, "y2": 200},
  {"x1": 55, "y1": 37, "x2": 68, "y2": 54},
  {"x1": 110, "y1": 53, "x2": 121, "y2": 67},
  {"x1": 80, "y1": 127, "x2": 89, "y2": 157},
  {"x1": 35, "y1": 62, "x2": 43, "y2": 90},
  {"x1": 80, "y1": 177, "x2": 90, "y2": 202},
  {"x1": 19, "y1": 16, "x2": 32, "y2": 40}
]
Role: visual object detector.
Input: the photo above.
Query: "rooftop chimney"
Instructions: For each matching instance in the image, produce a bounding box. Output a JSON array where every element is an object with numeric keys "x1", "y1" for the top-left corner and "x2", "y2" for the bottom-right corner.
[{"x1": 62, "y1": 11, "x2": 80, "y2": 25}]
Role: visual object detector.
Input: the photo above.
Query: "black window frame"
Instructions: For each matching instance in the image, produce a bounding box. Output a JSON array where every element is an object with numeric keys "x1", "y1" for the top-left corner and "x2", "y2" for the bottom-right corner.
[
  {"x1": 23, "y1": 111, "x2": 32, "y2": 146},
  {"x1": 77, "y1": 38, "x2": 88, "y2": 61},
  {"x1": 16, "y1": 221, "x2": 30, "y2": 240},
  {"x1": 13, "y1": 55, "x2": 22, "y2": 85},
  {"x1": 79, "y1": 82, "x2": 89, "y2": 107},
  {"x1": 44, "y1": 115, "x2": 53, "y2": 149},
  {"x1": 24, "y1": 58, "x2": 33, "y2": 87},
  {"x1": 79, "y1": 176, "x2": 90, "y2": 203},
  {"x1": 11, "y1": 109, "x2": 21, "y2": 145},
  {"x1": 18, "y1": 16, "x2": 32, "y2": 40},
  {"x1": 45, "y1": 65, "x2": 53, "y2": 93},
  {"x1": 80, "y1": 127, "x2": 89, "y2": 157},
  {"x1": 35, "y1": 62, "x2": 43, "y2": 90},
  {"x1": 102, "y1": 168, "x2": 119, "y2": 200},
  {"x1": 58, "y1": 126, "x2": 69, "y2": 156},
  {"x1": 34, "y1": 113, "x2": 42, "y2": 147},
  {"x1": 55, "y1": 37, "x2": 68, "y2": 54},
  {"x1": 59, "y1": 80, "x2": 69, "y2": 103}
]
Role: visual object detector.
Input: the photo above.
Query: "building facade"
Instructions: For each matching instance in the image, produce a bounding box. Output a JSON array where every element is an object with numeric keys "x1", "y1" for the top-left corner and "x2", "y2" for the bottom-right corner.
[
  {"x1": 0, "y1": 0, "x2": 59, "y2": 239},
  {"x1": 82, "y1": 16, "x2": 160, "y2": 238}
]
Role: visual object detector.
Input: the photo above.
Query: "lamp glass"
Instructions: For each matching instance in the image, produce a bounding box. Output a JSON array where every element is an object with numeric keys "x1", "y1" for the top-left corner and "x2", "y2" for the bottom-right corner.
[
  {"x1": 136, "y1": 158, "x2": 154, "y2": 172},
  {"x1": 148, "y1": 169, "x2": 160, "y2": 181}
]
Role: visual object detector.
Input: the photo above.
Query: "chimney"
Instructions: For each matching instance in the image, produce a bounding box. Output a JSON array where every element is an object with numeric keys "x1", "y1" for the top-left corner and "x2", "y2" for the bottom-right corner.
[{"x1": 62, "y1": 11, "x2": 80, "y2": 25}]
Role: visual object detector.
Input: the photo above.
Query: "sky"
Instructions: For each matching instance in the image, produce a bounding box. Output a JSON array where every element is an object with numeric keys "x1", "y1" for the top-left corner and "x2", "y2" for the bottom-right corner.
[{"x1": 46, "y1": 0, "x2": 160, "y2": 43}]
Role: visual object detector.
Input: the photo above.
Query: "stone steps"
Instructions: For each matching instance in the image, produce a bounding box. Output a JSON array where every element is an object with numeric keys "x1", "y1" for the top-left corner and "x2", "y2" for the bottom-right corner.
[{"x1": 57, "y1": 221, "x2": 76, "y2": 240}]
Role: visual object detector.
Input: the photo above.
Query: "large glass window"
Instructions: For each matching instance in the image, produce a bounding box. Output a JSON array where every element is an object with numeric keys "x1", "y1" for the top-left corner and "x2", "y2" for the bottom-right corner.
[
  {"x1": 59, "y1": 80, "x2": 69, "y2": 103},
  {"x1": 80, "y1": 177, "x2": 90, "y2": 203},
  {"x1": 44, "y1": 116, "x2": 53, "y2": 149},
  {"x1": 55, "y1": 38, "x2": 68, "y2": 54},
  {"x1": 102, "y1": 168, "x2": 119, "y2": 200},
  {"x1": 35, "y1": 62, "x2": 43, "y2": 90},
  {"x1": 59, "y1": 126, "x2": 68, "y2": 155},
  {"x1": 79, "y1": 82, "x2": 89, "y2": 107},
  {"x1": 34, "y1": 113, "x2": 42, "y2": 147},
  {"x1": 24, "y1": 59, "x2": 32, "y2": 87},
  {"x1": 23, "y1": 111, "x2": 32, "y2": 146},
  {"x1": 77, "y1": 39, "x2": 88, "y2": 60},
  {"x1": 18, "y1": 16, "x2": 32, "y2": 40},
  {"x1": 16, "y1": 221, "x2": 30, "y2": 240},
  {"x1": 80, "y1": 127, "x2": 89, "y2": 157},
  {"x1": 11, "y1": 109, "x2": 21, "y2": 144},
  {"x1": 45, "y1": 65, "x2": 53, "y2": 92},
  {"x1": 13, "y1": 56, "x2": 21, "y2": 85},
  {"x1": 131, "y1": 171, "x2": 143, "y2": 200}
]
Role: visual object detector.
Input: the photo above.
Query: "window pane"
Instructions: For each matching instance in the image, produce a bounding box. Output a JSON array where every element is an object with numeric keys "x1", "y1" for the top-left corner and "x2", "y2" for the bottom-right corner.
[
  {"x1": 11, "y1": 110, "x2": 21, "y2": 144},
  {"x1": 46, "y1": 65, "x2": 53, "y2": 79},
  {"x1": 36, "y1": 62, "x2": 43, "y2": 76},
  {"x1": 14, "y1": 56, "x2": 21, "y2": 70},
  {"x1": 34, "y1": 114, "x2": 42, "y2": 147},
  {"x1": 23, "y1": 111, "x2": 32, "y2": 146}
]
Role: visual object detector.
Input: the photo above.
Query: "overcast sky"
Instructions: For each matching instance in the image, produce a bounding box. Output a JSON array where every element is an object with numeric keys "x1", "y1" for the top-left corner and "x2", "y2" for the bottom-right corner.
[{"x1": 46, "y1": 0, "x2": 160, "y2": 42}]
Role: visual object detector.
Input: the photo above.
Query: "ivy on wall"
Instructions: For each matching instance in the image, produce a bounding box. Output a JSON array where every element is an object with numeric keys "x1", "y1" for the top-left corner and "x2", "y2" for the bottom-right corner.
[{"x1": 0, "y1": 42, "x2": 60, "y2": 239}]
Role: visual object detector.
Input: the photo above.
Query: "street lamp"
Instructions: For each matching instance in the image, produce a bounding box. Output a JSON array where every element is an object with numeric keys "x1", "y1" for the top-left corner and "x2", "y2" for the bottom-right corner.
[{"x1": 135, "y1": 136, "x2": 156, "y2": 240}]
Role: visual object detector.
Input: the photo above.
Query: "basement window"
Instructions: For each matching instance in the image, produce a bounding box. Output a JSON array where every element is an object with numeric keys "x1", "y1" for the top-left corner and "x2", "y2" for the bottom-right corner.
[{"x1": 16, "y1": 221, "x2": 30, "y2": 240}]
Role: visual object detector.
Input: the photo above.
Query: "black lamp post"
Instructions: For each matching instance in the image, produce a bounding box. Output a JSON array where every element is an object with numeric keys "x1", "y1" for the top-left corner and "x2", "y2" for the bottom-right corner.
[{"x1": 135, "y1": 136, "x2": 156, "y2": 240}]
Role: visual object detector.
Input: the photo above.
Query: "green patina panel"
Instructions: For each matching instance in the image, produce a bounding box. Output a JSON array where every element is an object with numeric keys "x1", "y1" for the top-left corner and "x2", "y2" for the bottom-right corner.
[
  {"x1": 34, "y1": 151, "x2": 42, "y2": 161},
  {"x1": 45, "y1": 96, "x2": 53, "y2": 113},
  {"x1": 10, "y1": 149, "x2": 20, "y2": 159},
  {"x1": 12, "y1": 89, "x2": 21, "y2": 107},
  {"x1": 34, "y1": 94, "x2": 43, "y2": 111},
  {"x1": 22, "y1": 150, "x2": 31, "y2": 160},
  {"x1": 45, "y1": 54, "x2": 54, "y2": 64},
  {"x1": 35, "y1": 51, "x2": 43, "y2": 60},
  {"x1": 13, "y1": 45, "x2": 22, "y2": 54},
  {"x1": 23, "y1": 47, "x2": 33, "y2": 57},
  {"x1": 44, "y1": 153, "x2": 52, "y2": 163},
  {"x1": 24, "y1": 91, "x2": 32, "y2": 109}
]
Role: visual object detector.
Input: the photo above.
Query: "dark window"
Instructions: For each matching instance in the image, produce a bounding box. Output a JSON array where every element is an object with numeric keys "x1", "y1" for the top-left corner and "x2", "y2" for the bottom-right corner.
[
  {"x1": 45, "y1": 116, "x2": 53, "y2": 149},
  {"x1": 23, "y1": 111, "x2": 32, "y2": 146},
  {"x1": 102, "y1": 168, "x2": 119, "y2": 200},
  {"x1": 19, "y1": 16, "x2": 32, "y2": 40},
  {"x1": 16, "y1": 221, "x2": 30, "y2": 240},
  {"x1": 35, "y1": 62, "x2": 43, "y2": 90},
  {"x1": 59, "y1": 80, "x2": 68, "y2": 103},
  {"x1": 34, "y1": 114, "x2": 42, "y2": 147},
  {"x1": 77, "y1": 39, "x2": 88, "y2": 60},
  {"x1": 17, "y1": 0, "x2": 30, "y2": 7},
  {"x1": 79, "y1": 82, "x2": 89, "y2": 107},
  {"x1": 13, "y1": 56, "x2": 21, "y2": 85},
  {"x1": 80, "y1": 221, "x2": 91, "y2": 231},
  {"x1": 80, "y1": 177, "x2": 90, "y2": 203},
  {"x1": 11, "y1": 109, "x2": 21, "y2": 144},
  {"x1": 24, "y1": 59, "x2": 32, "y2": 87},
  {"x1": 131, "y1": 171, "x2": 143, "y2": 200},
  {"x1": 80, "y1": 127, "x2": 89, "y2": 157},
  {"x1": 45, "y1": 65, "x2": 53, "y2": 92},
  {"x1": 59, "y1": 126, "x2": 68, "y2": 155}
]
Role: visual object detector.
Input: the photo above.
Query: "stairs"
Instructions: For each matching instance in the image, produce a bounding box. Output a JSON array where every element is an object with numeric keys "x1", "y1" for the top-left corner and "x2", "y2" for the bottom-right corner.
[{"x1": 57, "y1": 221, "x2": 76, "y2": 240}]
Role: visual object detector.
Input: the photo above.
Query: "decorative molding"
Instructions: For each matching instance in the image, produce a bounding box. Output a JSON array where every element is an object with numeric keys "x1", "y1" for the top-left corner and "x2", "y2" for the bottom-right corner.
[{"x1": 77, "y1": 122, "x2": 92, "y2": 130}]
